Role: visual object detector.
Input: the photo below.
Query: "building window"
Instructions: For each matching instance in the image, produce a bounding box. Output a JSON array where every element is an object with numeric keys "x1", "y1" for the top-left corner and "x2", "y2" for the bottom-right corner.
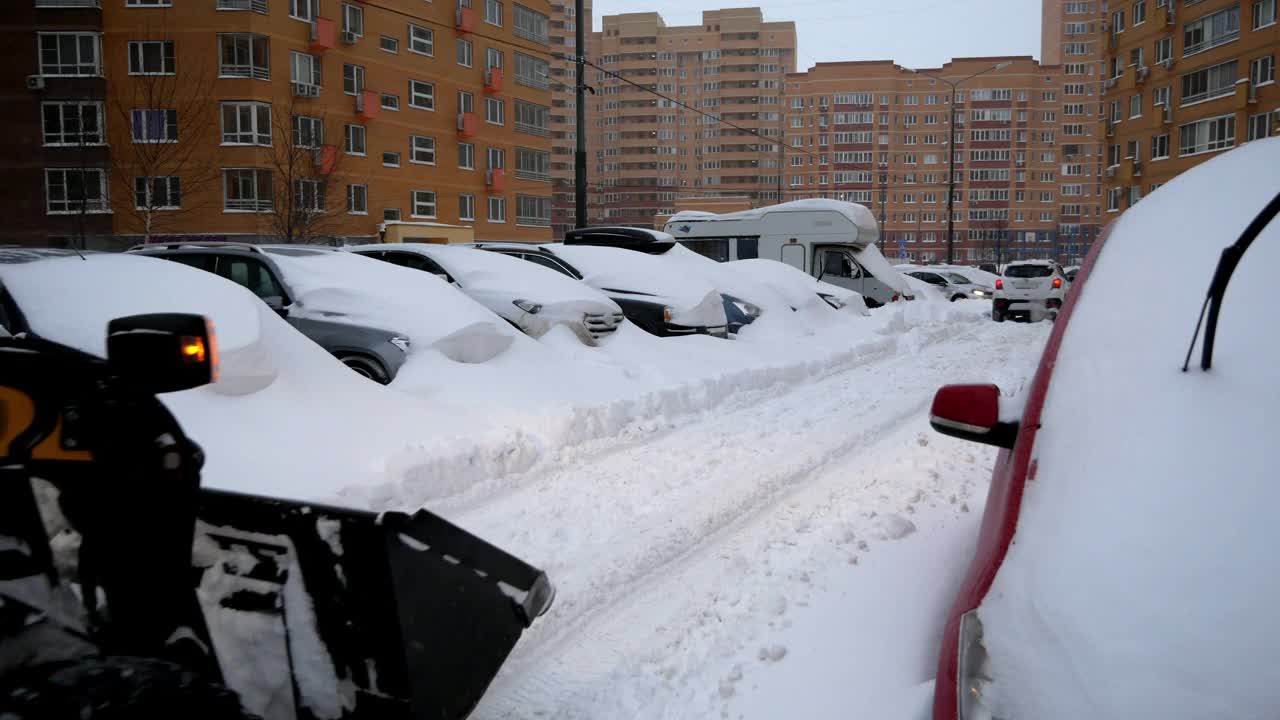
[
  {"x1": 134, "y1": 176, "x2": 180, "y2": 210},
  {"x1": 39, "y1": 33, "x2": 101, "y2": 76},
  {"x1": 459, "y1": 193, "x2": 476, "y2": 221},
  {"x1": 1134, "y1": 0, "x2": 1146, "y2": 24},
  {"x1": 380, "y1": 35, "x2": 399, "y2": 53},
  {"x1": 513, "y1": 4, "x2": 549, "y2": 43},
  {"x1": 342, "y1": 3, "x2": 364, "y2": 36},
  {"x1": 1112, "y1": 9, "x2": 1126, "y2": 32},
  {"x1": 292, "y1": 115, "x2": 323, "y2": 148},
  {"x1": 1247, "y1": 112, "x2": 1272, "y2": 140},
  {"x1": 1255, "y1": 0, "x2": 1277, "y2": 28},
  {"x1": 515, "y1": 52, "x2": 549, "y2": 89},
  {"x1": 410, "y1": 135, "x2": 436, "y2": 164},
  {"x1": 487, "y1": 146, "x2": 505, "y2": 171},
  {"x1": 343, "y1": 63, "x2": 365, "y2": 95},
  {"x1": 458, "y1": 90, "x2": 475, "y2": 115},
  {"x1": 295, "y1": 179, "x2": 324, "y2": 213},
  {"x1": 384, "y1": 208, "x2": 401, "y2": 221},
  {"x1": 486, "y1": 48, "x2": 504, "y2": 75},
  {"x1": 218, "y1": 34, "x2": 269, "y2": 80},
  {"x1": 344, "y1": 124, "x2": 366, "y2": 155},
  {"x1": 408, "y1": 24, "x2": 434, "y2": 55},
  {"x1": 458, "y1": 142, "x2": 475, "y2": 169},
  {"x1": 487, "y1": 195, "x2": 506, "y2": 222},
  {"x1": 45, "y1": 168, "x2": 108, "y2": 214},
  {"x1": 485, "y1": 97, "x2": 505, "y2": 125},
  {"x1": 410, "y1": 190, "x2": 437, "y2": 218},
  {"x1": 383, "y1": 151, "x2": 400, "y2": 167},
  {"x1": 1183, "y1": 6, "x2": 1240, "y2": 56},
  {"x1": 485, "y1": 0, "x2": 503, "y2": 26},
  {"x1": 515, "y1": 147, "x2": 550, "y2": 181},
  {"x1": 220, "y1": 101, "x2": 271, "y2": 146},
  {"x1": 289, "y1": 0, "x2": 318, "y2": 21},
  {"x1": 514, "y1": 100, "x2": 550, "y2": 136},
  {"x1": 1107, "y1": 187, "x2": 1123, "y2": 212},
  {"x1": 290, "y1": 51, "x2": 321, "y2": 87},
  {"x1": 223, "y1": 168, "x2": 273, "y2": 212},
  {"x1": 1153, "y1": 85, "x2": 1171, "y2": 107},
  {"x1": 128, "y1": 40, "x2": 175, "y2": 75},
  {"x1": 1179, "y1": 114, "x2": 1236, "y2": 155},
  {"x1": 347, "y1": 184, "x2": 367, "y2": 214},
  {"x1": 131, "y1": 109, "x2": 177, "y2": 143},
  {"x1": 409, "y1": 79, "x2": 435, "y2": 110},
  {"x1": 42, "y1": 101, "x2": 104, "y2": 146},
  {"x1": 1156, "y1": 36, "x2": 1172, "y2": 64},
  {"x1": 381, "y1": 94, "x2": 399, "y2": 111},
  {"x1": 516, "y1": 195, "x2": 551, "y2": 226},
  {"x1": 1250, "y1": 55, "x2": 1275, "y2": 86},
  {"x1": 1152, "y1": 133, "x2": 1170, "y2": 159},
  {"x1": 1130, "y1": 94, "x2": 1142, "y2": 118},
  {"x1": 1181, "y1": 60, "x2": 1238, "y2": 105},
  {"x1": 1126, "y1": 139, "x2": 1141, "y2": 161},
  {"x1": 457, "y1": 39, "x2": 473, "y2": 67}
]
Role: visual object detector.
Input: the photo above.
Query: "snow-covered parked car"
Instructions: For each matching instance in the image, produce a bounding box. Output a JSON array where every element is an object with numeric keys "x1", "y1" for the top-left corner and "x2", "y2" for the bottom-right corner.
[
  {"x1": 991, "y1": 259, "x2": 1069, "y2": 322},
  {"x1": 473, "y1": 242, "x2": 730, "y2": 338},
  {"x1": 345, "y1": 243, "x2": 625, "y2": 346},
  {"x1": 904, "y1": 269, "x2": 994, "y2": 302},
  {"x1": 728, "y1": 257, "x2": 870, "y2": 317},
  {"x1": 926, "y1": 138, "x2": 1280, "y2": 720}
]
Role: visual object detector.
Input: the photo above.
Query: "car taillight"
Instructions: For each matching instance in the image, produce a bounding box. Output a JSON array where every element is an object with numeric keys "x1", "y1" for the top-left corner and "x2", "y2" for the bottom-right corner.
[
  {"x1": 1052, "y1": 277, "x2": 1062, "y2": 289},
  {"x1": 995, "y1": 279, "x2": 1003, "y2": 290},
  {"x1": 891, "y1": 293, "x2": 900, "y2": 302}
]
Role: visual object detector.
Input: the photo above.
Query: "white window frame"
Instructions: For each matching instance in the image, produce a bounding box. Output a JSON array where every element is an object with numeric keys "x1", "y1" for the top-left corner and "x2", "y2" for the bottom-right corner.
[
  {"x1": 409, "y1": 79, "x2": 435, "y2": 110},
  {"x1": 380, "y1": 35, "x2": 399, "y2": 53},
  {"x1": 1183, "y1": 6, "x2": 1241, "y2": 57},
  {"x1": 383, "y1": 208, "x2": 402, "y2": 222},
  {"x1": 42, "y1": 101, "x2": 105, "y2": 147},
  {"x1": 1256, "y1": 0, "x2": 1278, "y2": 29},
  {"x1": 381, "y1": 94, "x2": 400, "y2": 111},
  {"x1": 410, "y1": 135, "x2": 436, "y2": 164},
  {"x1": 485, "y1": 0, "x2": 503, "y2": 26},
  {"x1": 290, "y1": 51, "x2": 321, "y2": 87},
  {"x1": 45, "y1": 168, "x2": 109, "y2": 214},
  {"x1": 458, "y1": 142, "x2": 475, "y2": 170},
  {"x1": 459, "y1": 193, "x2": 476, "y2": 221},
  {"x1": 134, "y1": 175, "x2": 181, "y2": 211},
  {"x1": 218, "y1": 33, "x2": 270, "y2": 80},
  {"x1": 295, "y1": 178, "x2": 325, "y2": 213},
  {"x1": 128, "y1": 40, "x2": 175, "y2": 76},
  {"x1": 344, "y1": 123, "x2": 366, "y2": 155},
  {"x1": 343, "y1": 63, "x2": 365, "y2": 96},
  {"x1": 515, "y1": 194, "x2": 551, "y2": 227},
  {"x1": 222, "y1": 168, "x2": 273, "y2": 213},
  {"x1": 1152, "y1": 133, "x2": 1170, "y2": 159},
  {"x1": 347, "y1": 184, "x2": 368, "y2": 215},
  {"x1": 292, "y1": 114, "x2": 324, "y2": 148},
  {"x1": 289, "y1": 0, "x2": 319, "y2": 22},
  {"x1": 1250, "y1": 55, "x2": 1275, "y2": 87},
  {"x1": 219, "y1": 101, "x2": 272, "y2": 146},
  {"x1": 411, "y1": 190, "x2": 437, "y2": 218},
  {"x1": 131, "y1": 108, "x2": 178, "y2": 144},
  {"x1": 487, "y1": 195, "x2": 506, "y2": 222},
  {"x1": 1179, "y1": 113, "x2": 1236, "y2": 156},
  {"x1": 383, "y1": 151, "x2": 401, "y2": 167},
  {"x1": 408, "y1": 24, "x2": 434, "y2": 56},
  {"x1": 1247, "y1": 112, "x2": 1273, "y2": 141},
  {"x1": 342, "y1": 3, "x2": 364, "y2": 37},
  {"x1": 485, "y1": 97, "x2": 505, "y2": 125},
  {"x1": 38, "y1": 32, "x2": 102, "y2": 77},
  {"x1": 457, "y1": 39, "x2": 474, "y2": 68},
  {"x1": 1180, "y1": 60, "x2": 1238, "y2": 106}
]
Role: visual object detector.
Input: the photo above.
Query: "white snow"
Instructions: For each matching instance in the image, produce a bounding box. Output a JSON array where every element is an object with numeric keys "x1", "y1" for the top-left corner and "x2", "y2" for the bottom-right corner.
[
  {"x1": 975, "y1": 137, "x2": 1280, "y2": 719},
  {"x1": 668, "y1": 198, "x2": 879, "y2": 238}
]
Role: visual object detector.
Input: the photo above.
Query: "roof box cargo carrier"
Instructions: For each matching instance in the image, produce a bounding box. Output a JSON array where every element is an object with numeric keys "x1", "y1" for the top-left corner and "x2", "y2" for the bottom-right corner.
[{"x1": 563, "y1": 226, "x2": 676, "y2": 254}]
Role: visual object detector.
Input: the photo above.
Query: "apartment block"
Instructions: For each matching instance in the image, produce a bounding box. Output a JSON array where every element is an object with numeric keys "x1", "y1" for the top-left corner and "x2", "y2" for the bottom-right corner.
[
  {"x1": 1100, "y1": 0, "x2": 1279, "y2": 214},
  {"x1": 784, "y1": 57, "x2": 1099, "y2": 266},
  {"x1": 5, "y1": 0, "x2": 555, "y2": 248},
  {"x1": 562, "y1": 8, "x2": 795, "y2": 230}
]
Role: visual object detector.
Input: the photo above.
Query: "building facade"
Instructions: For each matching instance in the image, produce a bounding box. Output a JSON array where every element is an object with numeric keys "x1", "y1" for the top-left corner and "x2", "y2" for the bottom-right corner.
[
  {"x1": 784, "y1": 57, "x2": 1098, "y2": 266},
  {"x1": 6, "y1": 0, "x2": 555, "y2": 247},
  {"x1": 1099, "y1": 0, "x2": 1279, "y2": 214}
]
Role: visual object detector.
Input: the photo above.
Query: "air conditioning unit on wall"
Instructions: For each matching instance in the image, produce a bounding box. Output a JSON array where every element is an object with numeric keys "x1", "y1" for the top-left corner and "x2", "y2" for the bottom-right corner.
[{"x1": 26, "y1": 75, "x2": 45, "y2": 91}]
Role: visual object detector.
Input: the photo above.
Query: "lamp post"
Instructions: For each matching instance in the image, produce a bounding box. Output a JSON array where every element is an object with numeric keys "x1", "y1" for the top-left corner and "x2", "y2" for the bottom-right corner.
[{"x1": 908, "y1": 61, "x2": 1012, "y2": 265}]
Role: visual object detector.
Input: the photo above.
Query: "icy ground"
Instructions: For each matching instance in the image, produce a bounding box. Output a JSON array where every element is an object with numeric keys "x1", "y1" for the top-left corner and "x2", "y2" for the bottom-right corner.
[{"x1": 444, "y1": 316, "x2": 1051, "y2": 719}]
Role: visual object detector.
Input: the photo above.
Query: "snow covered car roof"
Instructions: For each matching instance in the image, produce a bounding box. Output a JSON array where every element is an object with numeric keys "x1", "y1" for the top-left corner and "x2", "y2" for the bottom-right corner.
[
  {"x1": 544, "y1": 243, "x2": 722, "y2": 310},
  {"x1": 1002, "y1": 259, "x2": 1057, "y2": 267},
  {"x1": 976, "y1": 137, "x2": 1280, "y2": 718},
  {"x1": 667, "y1": 199, "x2": 876, "y2": 230}
]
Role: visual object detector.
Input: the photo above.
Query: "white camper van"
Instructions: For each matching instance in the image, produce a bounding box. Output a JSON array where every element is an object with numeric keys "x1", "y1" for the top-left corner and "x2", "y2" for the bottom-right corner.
[{"x1": 663, "y1": 199, "x2": 913, "y2": 307}]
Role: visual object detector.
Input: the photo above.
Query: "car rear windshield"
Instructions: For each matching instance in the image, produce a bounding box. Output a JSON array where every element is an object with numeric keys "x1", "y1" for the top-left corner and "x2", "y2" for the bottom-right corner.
[{"x1": 1004, "y1": 264, "x2": 1053, "y2": 278}]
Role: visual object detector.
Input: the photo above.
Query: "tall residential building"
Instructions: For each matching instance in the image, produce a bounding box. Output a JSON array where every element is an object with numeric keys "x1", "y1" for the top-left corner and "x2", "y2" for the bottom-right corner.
[
  {"x1": 549, "y1": 0, "x2": 591, "y2": 236},
  {"x1": 566, "y1": 8, "x2": 795, "y2": 230},
  {"x1": 5, "y1": 0, "x2": 555, "y2": 248},
  {"x1": 1099, "y1": 0, "x2": 1279, "y2": 214},
  {"x1": 785, "y1": 57, "x2": 1097, "y2": 266}
]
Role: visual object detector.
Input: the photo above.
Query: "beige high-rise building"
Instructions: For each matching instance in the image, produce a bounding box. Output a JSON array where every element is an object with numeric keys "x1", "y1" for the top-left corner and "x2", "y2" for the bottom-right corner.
[
  {"x1": 1099, "y1": 0, "x2": 1279, "y2": 215},
  {"x1": 784, "y1": 57, "x2": 1096, "y2": 266}
]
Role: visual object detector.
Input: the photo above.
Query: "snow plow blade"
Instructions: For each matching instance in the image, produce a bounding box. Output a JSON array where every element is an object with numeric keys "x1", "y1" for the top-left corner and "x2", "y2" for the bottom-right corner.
[{"x1": 194, "y1": 488, "x2": 554, "y2": 720}]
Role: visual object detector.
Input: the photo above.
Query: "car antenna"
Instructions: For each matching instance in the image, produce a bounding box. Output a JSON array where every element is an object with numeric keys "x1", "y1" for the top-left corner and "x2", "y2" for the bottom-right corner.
[{"x1": 1182, "y1": 190, "x2": 1280, "y2": 372}]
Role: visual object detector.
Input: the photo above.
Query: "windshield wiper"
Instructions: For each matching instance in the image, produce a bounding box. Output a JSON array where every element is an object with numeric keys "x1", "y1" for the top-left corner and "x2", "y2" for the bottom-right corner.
[{"x1": 1183, "y1": 190, "x2": 1280, "y2": 372}]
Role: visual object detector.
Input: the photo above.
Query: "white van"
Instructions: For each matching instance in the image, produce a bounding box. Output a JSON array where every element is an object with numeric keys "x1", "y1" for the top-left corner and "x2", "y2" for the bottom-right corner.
[{"x1": 663, "y1": 199, "x2": 913, "y2": 307}]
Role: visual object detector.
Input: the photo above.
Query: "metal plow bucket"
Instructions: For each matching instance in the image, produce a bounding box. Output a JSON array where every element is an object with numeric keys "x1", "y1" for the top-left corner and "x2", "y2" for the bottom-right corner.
[{"x1": 194, "y1": 489, "x2": 554, "y2": 720}]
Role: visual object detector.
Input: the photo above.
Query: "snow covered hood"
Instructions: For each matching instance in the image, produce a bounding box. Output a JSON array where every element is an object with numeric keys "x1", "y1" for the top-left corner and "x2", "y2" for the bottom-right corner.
[
  {"x1": 852, "y1": 243, "x2": 912, "y2": 294},
  {"x1": 978, "y1": 137, "x2": 1280, "y2": 718},
  {"x1": 545, "y1": 243, "x2": 721, "y2": 311}
]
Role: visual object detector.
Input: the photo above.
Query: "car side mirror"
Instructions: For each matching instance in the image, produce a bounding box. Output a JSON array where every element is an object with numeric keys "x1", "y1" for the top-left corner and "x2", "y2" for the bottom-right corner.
[
  {"x1": 929, "y1": 384, "x2": 1017, "y2": 449},
  {"x1": 107, "y1": 313, "x2": 218, "y2": 394},
  {"x1": 263, "y1": 295, "x2": 289, "y2": 317}
]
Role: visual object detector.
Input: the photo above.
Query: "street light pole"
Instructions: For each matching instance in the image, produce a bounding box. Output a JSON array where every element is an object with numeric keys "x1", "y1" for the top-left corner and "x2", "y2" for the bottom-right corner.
[{"x1": 573, "y1": 0, "x2": 587, "y2": 229}]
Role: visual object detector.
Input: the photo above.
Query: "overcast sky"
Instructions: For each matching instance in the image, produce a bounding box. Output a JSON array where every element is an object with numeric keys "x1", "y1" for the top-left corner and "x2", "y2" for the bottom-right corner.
[{"x1": 591, "y1": 0, "x2": 1043, "y2": 70}]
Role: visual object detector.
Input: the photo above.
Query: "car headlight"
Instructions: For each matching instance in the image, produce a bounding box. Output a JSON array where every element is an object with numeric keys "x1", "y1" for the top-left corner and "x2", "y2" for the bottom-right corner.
[
  {"x1": 663, "y1": 306, "x2": 673, "y2": 323},
  {"x1": 389, "y1": 335, "x2": 411, "y2": 352},
  {"x1": 971, "y1": 289, "x2": 987, "y2": 297},
  {"x1": 819, "y1": 293, "x2": 846, "y2": 310},
  {"x1": 513, "y1": 299, "x2": 543, "y2": 314},
  {"x1": 731, "y1": 300, "x2": 762, "y2": 318},
  {"x1": 957, "y1": 610, "x2": 998, "y2": 720}
]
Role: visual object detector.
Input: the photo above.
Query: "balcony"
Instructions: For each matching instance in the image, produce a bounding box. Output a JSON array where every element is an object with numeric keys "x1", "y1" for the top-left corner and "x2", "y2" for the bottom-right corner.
[
  {"x1": 309, "y1": 18, "x2": 336, "y2": 52},
  {"x1": 485, "y1": 67, "x2": 503, "y2": 93},
  {"x1": 456, "y1": 4, "x2": 477, "y2": 33},
  {"x1": 314, "y1": 145, "x2": 338, "y2": 174},
  {"x1": 216, "y1": 0, "x2": 267, "y2": 10},
  {"x1": 516, "y1": 120, "x2": 551, "y2": 137},
  {"x1": 457, "y1": 111, "x2": 478, "y2": 137},
  {"x1": 486, "y1": 168, "x2": 506, "y2": 191},
  {"x1": 355, "y1": 89, "x2": 380, "y2": 122}
]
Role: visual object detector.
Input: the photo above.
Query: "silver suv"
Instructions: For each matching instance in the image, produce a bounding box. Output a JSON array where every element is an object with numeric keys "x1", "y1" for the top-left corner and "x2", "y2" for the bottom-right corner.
[
  {"x1": 992, "y1": 260, "x2": 1070, "y2": 322},
  {"x1": 129, "y1": 243, "x2": 410, "y2": 383}
]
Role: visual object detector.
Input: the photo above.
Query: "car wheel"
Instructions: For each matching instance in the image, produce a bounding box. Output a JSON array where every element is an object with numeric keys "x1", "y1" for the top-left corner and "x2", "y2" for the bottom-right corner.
[
  {"x1": 950, "y1": 294, "x2": 965, "y2": 302},
  {"x1": 338, "y1": 354, "x2": 390, "y2": 384},
  {"x1": 992, "y1": 310, "x2": 1005, "y2": 323}
]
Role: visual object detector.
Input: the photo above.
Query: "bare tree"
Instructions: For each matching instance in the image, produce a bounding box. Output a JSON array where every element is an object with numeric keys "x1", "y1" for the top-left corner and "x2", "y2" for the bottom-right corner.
[
  {"x1": 108, "y1": 18, "x2": 219, "y2": 242},
  {"x1": 261, "y1": 97, "x2": 358, "y2": 244}
]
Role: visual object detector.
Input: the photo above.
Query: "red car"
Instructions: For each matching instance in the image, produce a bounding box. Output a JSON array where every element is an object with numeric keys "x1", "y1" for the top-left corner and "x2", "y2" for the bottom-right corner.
[{"x1": 927, "y1": 138, "x2": 1280, "y2": 718}]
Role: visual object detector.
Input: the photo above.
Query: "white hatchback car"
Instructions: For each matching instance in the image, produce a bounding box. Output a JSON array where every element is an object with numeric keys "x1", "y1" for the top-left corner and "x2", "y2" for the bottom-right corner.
[{"x1": 991, "y1": 260, "x2": 1069, "y2": 322}]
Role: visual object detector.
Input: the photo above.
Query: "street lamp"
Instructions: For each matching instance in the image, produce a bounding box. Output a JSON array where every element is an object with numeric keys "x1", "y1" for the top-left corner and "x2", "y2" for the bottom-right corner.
[{"x1": 908, "y1": 61, "x2": 1012, "y2": 265}]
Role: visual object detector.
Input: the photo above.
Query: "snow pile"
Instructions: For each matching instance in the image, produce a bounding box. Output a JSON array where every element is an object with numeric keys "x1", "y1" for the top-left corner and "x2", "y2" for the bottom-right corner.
[{"x1": 978, "y1": 137, "x2": 1280, "y2": 718}]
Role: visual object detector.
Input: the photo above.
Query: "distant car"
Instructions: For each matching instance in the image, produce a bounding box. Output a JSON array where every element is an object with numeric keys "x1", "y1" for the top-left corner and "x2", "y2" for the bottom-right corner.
[
  {"x1": 1064, "y1": 265, "x2": 1080, "y2": 282},
  {"x1": 129, "y1": 242, "x2": 411, "y2": 382},
  {"x1": 926, "y1": 138, "x2": 1280, "y2": 720},
  {"x1": 905, "y1": 270, "x2": 994, "y2": 302},
  {"x1": 471, "y1": 241, "x2": 730, "y2": 338},
  {"x1": 345, "y1": 243, "x2": 625, "y2": 346},
  {"x1": 977, "y1": 263, "x2": 998, "y2": 274},
  {"x1": 991, "y1": 260, "x2": 1069, "y2": 322}
]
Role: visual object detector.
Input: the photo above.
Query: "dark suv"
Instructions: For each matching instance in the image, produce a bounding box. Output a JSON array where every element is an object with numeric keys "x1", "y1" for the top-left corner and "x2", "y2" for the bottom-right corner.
[{"x1": 128, "y1": 243, "x2": 410, "y2": 383}]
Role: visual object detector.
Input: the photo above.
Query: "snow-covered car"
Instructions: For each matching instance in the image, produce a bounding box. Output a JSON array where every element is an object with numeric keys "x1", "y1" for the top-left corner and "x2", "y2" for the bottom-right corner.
[
  {"x1": 991, "y1": 259, "x2": 1069, "y2": 322},
  {"x1": 904, "y1": 269, "x2": 994, "y2": 302},
  {"x1": 345, "y1": 243, "x2": 625, "y2": 346},
  {"x1": 472, "y1": 242, "x2": 730, "y2": 338},
  {"x1": 1064, "y1": 264, "x2": 1080, "y2": 282},
  {"x1": 729, "y1": 258, "x2": 870, "y2": 316},
  {"x1": 926, "y1": 138, "x2": 1280, "y2": 720}
]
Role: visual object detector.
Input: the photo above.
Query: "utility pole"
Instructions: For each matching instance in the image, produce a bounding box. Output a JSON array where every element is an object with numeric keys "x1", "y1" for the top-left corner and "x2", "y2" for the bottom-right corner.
[
  {"x1": 878, "y1": 171, "x2": 888, "y2": 254},
  {"x1": 573, "y1": 0, "x2": 587, "y2": 229}
]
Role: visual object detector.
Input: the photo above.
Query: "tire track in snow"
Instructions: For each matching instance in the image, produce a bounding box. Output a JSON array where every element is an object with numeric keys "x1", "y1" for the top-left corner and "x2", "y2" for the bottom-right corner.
[{"x1": 460, "y1": 321, "x2": 1047, "y2": 716}]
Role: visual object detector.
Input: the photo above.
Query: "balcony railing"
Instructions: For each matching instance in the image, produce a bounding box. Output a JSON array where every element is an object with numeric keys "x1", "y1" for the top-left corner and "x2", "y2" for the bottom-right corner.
[
  {"x1": 516, "y1": 215, "x2": 552, "y2": 226},
  {"x1": 220, "y1": 64, "x2": 270, "y2": 80},
  {"x1": 515, "y1": 72, "x2": 549, "y2": 90},
  {"x1": 217, "y1": 0, "x2": 268, "y2": 11},
  {"x1": 515, "y1": 121, "x2": 551, "y2": 137},
  {"x1": 515, "y1": 168, "x2": 550, "y2": 181},
  {"x1": 225, "y1": 198, "x2": 272, "y2": 212}
]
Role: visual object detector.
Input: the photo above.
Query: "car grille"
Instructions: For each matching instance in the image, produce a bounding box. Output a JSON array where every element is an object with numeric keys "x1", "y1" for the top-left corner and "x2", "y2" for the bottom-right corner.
[{"x1": 583, "y1": 312, "x2": 626, "y2": 339}]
